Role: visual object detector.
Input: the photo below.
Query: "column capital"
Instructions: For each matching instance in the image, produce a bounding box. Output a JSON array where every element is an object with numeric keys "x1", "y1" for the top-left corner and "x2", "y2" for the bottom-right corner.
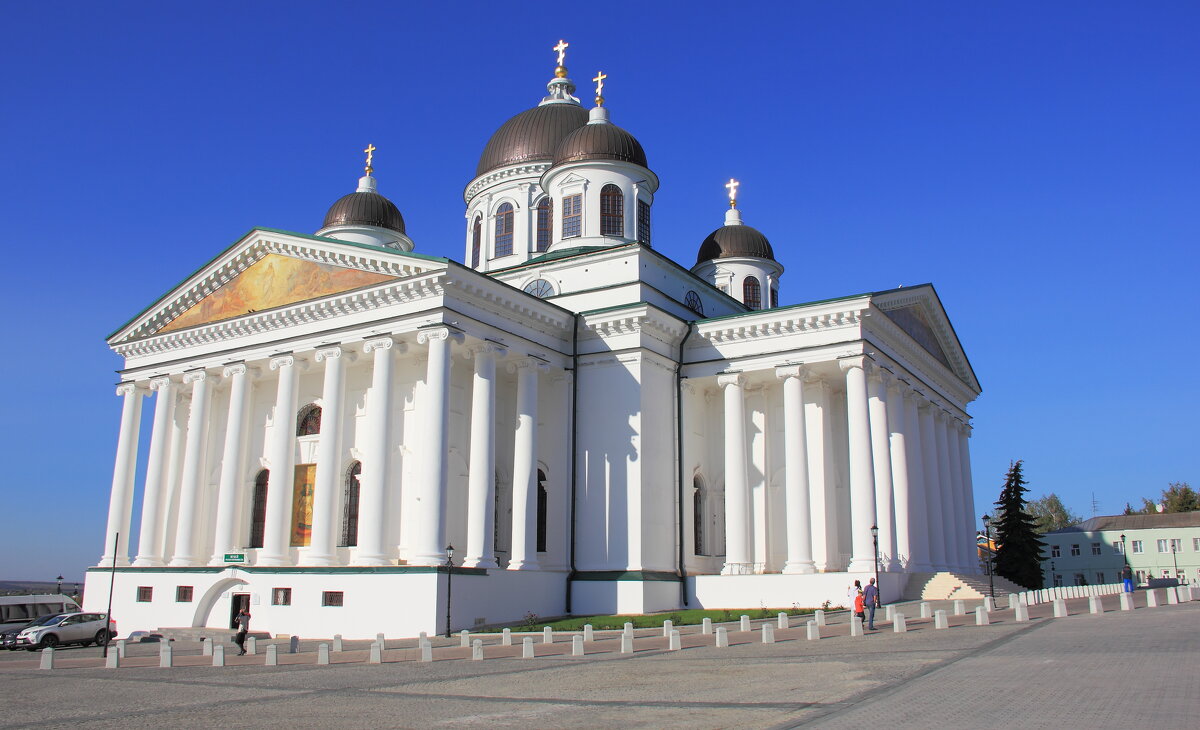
[
  {"x1": 888, "y1": 375, "x2": 912, "y2": 396},
  {"x1": 363, "y1": 336, "x2": 407, "y2": 354},
  {"x1": 222, "y1": 363, "x2": 246, "y2": 378},
  {"x1": 680, "y1": 379, "x2": 697, "y2": 395},
  {"x1": 149, "y1": 376, "x2": 174, "y2": 391},
  {"x1": 416, "y1": 325, "x2": 465, "y2": 346},
  {"x1": 269, "y1": 354, "x2": 296, "y2": 370},
  {"x1": 115, "y1": 382, "x2": 144, "y2": 397},
  {"x1": 315, "y1": 345, "x2": 357, "y2": 363},
  {"x1": 775, "y1": 364, "x2": 808, "y2": 380},
  {"x1": 182, "y1": 369, "x2": 208, "y2": 385},
  {"x1": 465, "y1": 341, "x2": 508, "y2": 359},
  {"x1": 507, "y1": 357, "x2": 550, "y2": 374},
  {"x1": 716, "y1": 372, "x2": 744, "y2": 389},
  {"x1": 838, "y1": 355, "x2": 874, "y2": 374}
]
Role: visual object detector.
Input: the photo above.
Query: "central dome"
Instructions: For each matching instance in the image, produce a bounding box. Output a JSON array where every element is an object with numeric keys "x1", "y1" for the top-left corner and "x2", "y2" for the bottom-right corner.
[
  {"x1": 696, "y1": 224, "x2": 775, "y2": 264},
  {"x1": 476, "y1": 104, "x2": 589, "y2": 176}
]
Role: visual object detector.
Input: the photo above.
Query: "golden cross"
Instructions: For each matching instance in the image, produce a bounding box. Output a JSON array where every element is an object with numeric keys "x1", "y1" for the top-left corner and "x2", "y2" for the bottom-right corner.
[
  {"x1": 553, "y1": 39, "x2": 569, "y2": 67},
  {"x1": 593, "y1": 71, "x2": 607, "y2": 103},
  {"x1": 364, "y1": 143, "x2": 377, "y2": 174},
  {"x1": 726, "y1": 178, "x2": 740, "y2": 208}
]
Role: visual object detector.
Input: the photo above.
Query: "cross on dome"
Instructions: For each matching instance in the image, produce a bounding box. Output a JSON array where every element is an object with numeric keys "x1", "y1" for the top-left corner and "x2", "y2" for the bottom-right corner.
[
  {"x1": 593, "y1": 71, "x2": 607, "y2": 106},
  {"x1": 553, "y1": 39, "x2": 569, "y2": 67},
  {"x1": 364, "y1": 143, "x2": 377, "y2": 174},
  {"x1": 726, "y1": 178, "x2": 740, "y2": 208}
]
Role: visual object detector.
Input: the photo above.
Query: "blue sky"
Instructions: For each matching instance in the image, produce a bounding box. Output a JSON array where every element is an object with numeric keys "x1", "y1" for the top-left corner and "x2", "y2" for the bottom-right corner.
[{"x1": 1, "y1": 2, "x2": 1196, "y2": 582}]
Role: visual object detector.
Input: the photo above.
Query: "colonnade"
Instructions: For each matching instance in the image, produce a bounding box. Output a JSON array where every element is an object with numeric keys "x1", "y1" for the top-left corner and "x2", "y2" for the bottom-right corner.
[
  {"x1": 716, "y1": 355, "x2": 977, "y2": 576},
  {"x1": 101, "y1": 327, "x2": 553, "y2": 572}
]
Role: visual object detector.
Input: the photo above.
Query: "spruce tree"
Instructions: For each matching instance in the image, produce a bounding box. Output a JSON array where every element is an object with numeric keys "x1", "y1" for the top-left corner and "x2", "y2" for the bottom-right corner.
[{"x1": 992, "y1": 460, "x2": 1045, "y2": 589}]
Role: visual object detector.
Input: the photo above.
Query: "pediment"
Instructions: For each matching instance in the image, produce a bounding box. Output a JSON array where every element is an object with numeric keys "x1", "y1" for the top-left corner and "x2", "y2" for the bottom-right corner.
[
  {"x1": 110, "y1": 228, "x2": 443, "y2": 344},
  {"x1": 871, "y1": 285, "x2": 980, "y2": 394}
]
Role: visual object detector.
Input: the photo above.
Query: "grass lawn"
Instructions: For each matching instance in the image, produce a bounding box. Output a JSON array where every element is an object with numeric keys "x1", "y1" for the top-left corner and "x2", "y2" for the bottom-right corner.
[{"x1": 479, "y1": 606, "x2": 827, "y2": 633}]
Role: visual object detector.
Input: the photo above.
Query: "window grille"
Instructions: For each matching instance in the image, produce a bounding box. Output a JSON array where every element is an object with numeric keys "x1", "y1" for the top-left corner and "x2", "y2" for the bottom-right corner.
[
  {"x1": 637, "y1": 199, "x2": 651, "y2": 245},
  {"x1": 494, "y1": 203, "x2": 514, "y2": 257},
  {"x1": 562, "y1": 194, "x2": 582, "y2": 238},
  {"x1": 600, "y1": 184, "x2": 624, "y2": 236},
  {"x1": 536, "y1": 198, "x2": 552, "y2": 252},
  {"x1": 322, "y1": 591, "x2": 344, "y2": 607},
  {"x1": 471, "y1": 216, "x2": 482, "y2": 267},
  {"x1": 743, "y1": 277, "x2": 762, "y2": 309}
]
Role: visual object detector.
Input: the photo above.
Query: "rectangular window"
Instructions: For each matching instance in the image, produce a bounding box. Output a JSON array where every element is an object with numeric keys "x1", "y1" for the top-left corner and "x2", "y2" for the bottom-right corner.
[
  {"x1": 536, "y1": 199, "x2": 552, "y2": 252},
  {"x1": 1157, "y1": 539, "x2": 1168, "y2": 553},
  {"x1": 1169, "y1": 538, "x2": 1182, "y2": 552},
  {"x1": 637, "y1": 199, "x2": 651, "y2": 245},
  {"x1": 1096, "y1": 572, "x2": 1105, "y2": 584},
  {"x1": 136, "y1": 586, "x2": 153, "y2": 602},
  {"x1": 1132, "y1": 540, "x2": 1143, "y2": 554},
  {"x1": 561, "y1": 194, "x2": 582, "y2": 239},
  {"x1": 272, "y1": 587, "x2": 292, "y2": 606},
  {"x1": 1050, "y1": 545, "x2": 1061, "y2": 558},
  {"x1": 770, "y1": 288, "x2": 779, "y2": 309},
  {"x1": 1091, "y1": 543, "x2": 1101, "y2": 555},
  {"x1": 1113, "y1": 541, "x2": 1124, "y2": 554},
  {"x1": 322, "y1": 591, "x2": 344, "y2": 607},
  {"x1": 1194, "y1": 537, "x2": 1200, "y2": 552},
  {"x1": 175, "y1": 586, "x2": 193, "y2": 603},
  {"x1": 1069, "y1": 544, "x2": 1080, "y2": 556},
  {"x1": 1136, "y1": 570, "x2": 1146, "y2": 583}
]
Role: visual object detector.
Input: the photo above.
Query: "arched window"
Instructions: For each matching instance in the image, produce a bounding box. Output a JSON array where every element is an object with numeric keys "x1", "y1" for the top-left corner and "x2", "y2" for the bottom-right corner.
[
  {"x1": 536, "y1": 469, "x2": 548, "y2": 553},
  {"x1": 340, "y1": 461, "x2": 361, "y2": 547},
  {"x1": 296, "y1": 404, "x2": 322, "y2": 436},
  {"x1": 637, "y1": 199, "x2": 651, "y2": 245},
  {"x1": 743, "y1": 276, "x2": 762, "y2": 310},
  {"x1": 693, "y1": 476, "x2": 706, "y2": 556},
  {"x1": 471, "y1": 216, "x2": 481, "y2": 268},
  {"x1": 684, "y1": 290, "x2": 704, "y2": 316},
  {"x1": 494, "y1": 203, "x2": 514, "y2": 257},
  {"x1": 535, "y1": 198, "x2": 552, "y2": 252},
  {"x1": 523, "y1": 279, "x2": 555, "y2": 298},
  {"x1": 249, "y1": 470, "x2": 269, "y2": 548},
  {"x1": 600, "y1": 184, "x2": 624, "y2": 236},
  {"x1": 562, "y1": 194, "x2": 582, "y2": 238}
]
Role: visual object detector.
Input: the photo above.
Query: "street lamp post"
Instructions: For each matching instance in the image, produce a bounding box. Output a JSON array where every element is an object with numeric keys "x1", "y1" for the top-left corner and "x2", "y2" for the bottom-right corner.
[
  {"x1": 870, "y1": 524, "x2": 880, "y2": 588},
  {"x1": 1171, "y1": 543, "x2": 1179, "y2": 582},
  {"x1": 444, "y1": 544, "x2": 455, "y2": 639},
  {"x1": 981, "y1": 514, "x2": 995, "y2": 601},
  {"x1": 1051, "y1": 560, "x2": 1056, "y2": 588},
  {"x1": 56, "y1": 575, "x2": 63, "y2": 595}
]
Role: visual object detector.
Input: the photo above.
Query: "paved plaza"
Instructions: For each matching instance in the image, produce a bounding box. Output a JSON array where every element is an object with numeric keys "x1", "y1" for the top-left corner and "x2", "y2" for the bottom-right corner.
[{"x1": 0, "y1": 593, "x2": 1195, "y2": 729}]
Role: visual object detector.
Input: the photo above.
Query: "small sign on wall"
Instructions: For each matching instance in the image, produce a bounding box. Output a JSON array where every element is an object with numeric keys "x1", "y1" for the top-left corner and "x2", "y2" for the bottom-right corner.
[{"x1": 224, "y1": 553, "x2": 245, "y2": 563}]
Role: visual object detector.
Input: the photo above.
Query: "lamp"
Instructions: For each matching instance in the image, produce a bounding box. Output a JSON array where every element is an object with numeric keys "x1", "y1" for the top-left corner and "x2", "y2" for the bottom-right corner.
[
  {"x1": 869, "y1": 524, "x2": 880, "y2": 588},
  {"x1": 444, "y1": 544, "x2": 455, "y2": 638},
  {"x1": 981, "y1": 514, "x2": 995, "y2": 600}
]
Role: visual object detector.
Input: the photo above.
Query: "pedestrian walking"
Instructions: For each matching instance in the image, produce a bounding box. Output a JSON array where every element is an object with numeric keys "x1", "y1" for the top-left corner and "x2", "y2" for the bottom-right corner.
[
  {"x1": 863, "y1": 577, "x2": 880, "y2": 630},
  {"x1": 1122, "y1": 565, "x2": 1134, "y2": 593},
  {"x1": 234, "y1": 608, "x2": 251, "y2": 655},
  {"x1": 847, "y1": 579, "x2": 862, "y2": 601}
]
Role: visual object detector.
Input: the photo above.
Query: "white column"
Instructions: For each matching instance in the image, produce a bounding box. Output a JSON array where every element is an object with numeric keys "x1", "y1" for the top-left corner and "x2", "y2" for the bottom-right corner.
[
  {"x1": 411, "y1": 327, "x2": 463, "y2": 566},
  {"x1": 935, "y1": 410, "x2": 963, "y2": 571},
  {"x1": 805, "y1": 377, "x2": 836, "y2": 570},
  {"x1": 308, "y1": 347, "x2": 351, "y2": 566},
  {"x1": 210, "y1": 364, "x2": 253, "y2": 564},
  {"x1": 356, "y1": 338, "x2": 396, "y2": 566},
  {"x1": 889, "y1": 385, "x2": 923, "y2": 571},
  {"x1": 868, "y1": 369, "x2": 896, "y2": 570},
  {"x1": 157, "y1": 408, "x2": 186, "y2": 562},
  {"x1": 777, "y1": 366, "x2": 815, "y2": 574},
  {"x1": 944, "y1": 413, "x2": 968, "y2": 572},
  {"x1": 258, "y1": 355, "x2": 300, "y2": 566},
  {"x1": 917, "y1": 397, "x2": 949, "y2": 569},
  {"x1": 464, "y1": 343, "x2": 505, "y2": 569},
  {"x1": 133, "y1": 377, "x2": 176, "y2": 566},
  {"x1": 957, "y1": 422, "x2": 978, "y2": 572},
  {"x1": 839, "y1": 357, "x2": 878, "y2": 573},
  {"x1": 100, "y1": 382, "x2": 145, "y2": 566},
  {"x1": 169, "y1": 370, "x2": 212, "y2": 566},
  {"x1": 508, "y1": 357, "x2": 547, "y2": 570},
  {"x1": 902, "y1": 389, "x2": 933, "y2": 571},
  {"x1": 719, "y1": 373, "x2": 751, "y2": 574}
]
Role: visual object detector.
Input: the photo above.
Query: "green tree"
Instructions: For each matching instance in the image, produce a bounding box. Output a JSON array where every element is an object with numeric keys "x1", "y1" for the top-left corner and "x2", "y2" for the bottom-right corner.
[
  {"x1": 992, "y1": 460, "x2": 1045, "y2": 590},
  {"x1": 1161, "y1": 482, "x2": 1199, "y2": 513},
  {"x1": 1027, "y1": 493, "x2": 1081, "y2": 534}
]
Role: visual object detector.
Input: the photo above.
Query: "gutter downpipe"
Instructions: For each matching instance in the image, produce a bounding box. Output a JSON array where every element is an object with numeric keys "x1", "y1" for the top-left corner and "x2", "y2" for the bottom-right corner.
[
  {"x1": 675, "y1": 322, "x2": 695, "y2": 607},
  {"x1": 565, "y1": 313, "x2": 580, "y2": 614}
]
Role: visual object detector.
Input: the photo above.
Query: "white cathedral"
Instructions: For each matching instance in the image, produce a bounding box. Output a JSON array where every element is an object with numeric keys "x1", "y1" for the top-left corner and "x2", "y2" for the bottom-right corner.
[{"x1": 85, "y1": 44, "x2": 983, "y2": 639}]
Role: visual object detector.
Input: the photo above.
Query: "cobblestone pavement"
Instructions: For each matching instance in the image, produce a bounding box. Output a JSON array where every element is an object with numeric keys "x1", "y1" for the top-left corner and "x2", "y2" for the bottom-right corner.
[{"x1": 0, "y1": 595, "x2": 1194, "y2": 729}]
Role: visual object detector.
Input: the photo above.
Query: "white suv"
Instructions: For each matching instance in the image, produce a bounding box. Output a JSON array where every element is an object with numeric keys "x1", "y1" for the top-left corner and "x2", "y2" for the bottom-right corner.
[{"x1": 15, "y1": 612, "x2": 117, "y2": 650}]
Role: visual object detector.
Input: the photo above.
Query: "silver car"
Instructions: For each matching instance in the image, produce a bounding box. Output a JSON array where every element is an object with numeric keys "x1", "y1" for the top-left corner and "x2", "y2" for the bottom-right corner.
[{"x1": 15, "y1": 612, "x2": 116, "y2": 650}]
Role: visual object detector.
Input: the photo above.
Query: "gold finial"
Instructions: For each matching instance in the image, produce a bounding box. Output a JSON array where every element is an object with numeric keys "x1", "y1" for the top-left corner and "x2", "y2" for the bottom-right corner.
[
  {"x1": 553, "y1": 39, "x2": 569, "y2": 77},
  {"x1": 592, "y1": 71, "x2": 607, "y2": 106},
  {"x1": 364, "y1": 143, "x2": 377, "y2": 175},
  {"x1": 726, "y1": 178, "x2": 740, "y2": 208}
]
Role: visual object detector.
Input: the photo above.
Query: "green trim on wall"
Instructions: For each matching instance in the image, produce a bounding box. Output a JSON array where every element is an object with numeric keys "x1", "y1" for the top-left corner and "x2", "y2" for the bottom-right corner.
[
  {"x1": 570, "y1": 570, "x2": 681, "y2": 582},
  {"x1": 86, "y1": 565, "x2": 488, "y2": 576}
]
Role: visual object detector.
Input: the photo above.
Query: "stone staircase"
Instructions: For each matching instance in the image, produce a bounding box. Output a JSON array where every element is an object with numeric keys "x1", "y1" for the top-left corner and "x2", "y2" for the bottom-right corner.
[
  {"x1": 902, "y1": 571, "x2": 1030, "y2": 601},
  {"x1": 149, "y1": 627, "x2": 271, "y2": 642}
]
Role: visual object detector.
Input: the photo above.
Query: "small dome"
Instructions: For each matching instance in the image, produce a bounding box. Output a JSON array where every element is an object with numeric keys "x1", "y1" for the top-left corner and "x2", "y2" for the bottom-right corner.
[
  {"x1": 696, "y1": 224, "x2": 775, "y2": 264},
  {"x1": 476, "y1": 104, "x2": 590, "y2": 176},
  {"x1": 322, "y1": 190, "x2": 406, "y2": 234},
  {"x1": 552, "y1": 122, "x2": 647, "y2": 167}
]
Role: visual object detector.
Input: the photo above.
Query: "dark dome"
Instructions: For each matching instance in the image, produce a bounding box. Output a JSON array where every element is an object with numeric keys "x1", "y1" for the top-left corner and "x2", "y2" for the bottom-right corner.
[
  {"x1": 552, "y1": 122, "x2": 647, "y2": 167},
  {"x1": 696, "y1": 224, "x2": 776, "y2": 264},
  {"x1": 476, "y1": 104, "x2": 590, "y2": 176},
  {"x1": 322, "y1": 191, "x2": 406, "y2": 234}
]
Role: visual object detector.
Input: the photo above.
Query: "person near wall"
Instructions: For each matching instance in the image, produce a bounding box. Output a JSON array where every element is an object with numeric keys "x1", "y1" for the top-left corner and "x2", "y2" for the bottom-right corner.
[
  {"x1": 234, "y1": 609, "x2": 252, "y2": 655},
  {"x1": 1122, "y1": 565, "x2": 1134, "y2": 593},
  {"x1": 863, "y1": 577, "x2": 880, "y2": 630}
]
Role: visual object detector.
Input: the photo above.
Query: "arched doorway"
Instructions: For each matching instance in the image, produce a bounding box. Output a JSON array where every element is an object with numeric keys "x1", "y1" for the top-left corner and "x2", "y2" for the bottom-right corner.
[{"x1": 191, "y1": 576, "x2": 249, "y2": 629}]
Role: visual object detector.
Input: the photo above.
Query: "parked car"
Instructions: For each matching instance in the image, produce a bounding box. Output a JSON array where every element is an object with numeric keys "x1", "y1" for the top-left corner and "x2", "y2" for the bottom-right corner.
[
  {"x1": 14, "y1": 612, "x2": 116, "y2": 650},
  {"x1": 1, "y1": 614, "x2": 65, "y2": 650}
]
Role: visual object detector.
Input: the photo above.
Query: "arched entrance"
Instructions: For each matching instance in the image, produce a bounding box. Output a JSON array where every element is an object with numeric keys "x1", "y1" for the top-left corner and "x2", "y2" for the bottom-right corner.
[{"x1": 191, "y1": 575, "x2": 249, "y2": 629}]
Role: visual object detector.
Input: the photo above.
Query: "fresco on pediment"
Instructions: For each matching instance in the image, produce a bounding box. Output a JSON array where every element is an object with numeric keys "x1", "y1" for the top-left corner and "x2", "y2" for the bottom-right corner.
[
  {"x1": 881, "y1": 304, "x2": 952, "y2": 369},
  {"x1": 158, "y1": 254, "x2": 396, "y2": 334}
]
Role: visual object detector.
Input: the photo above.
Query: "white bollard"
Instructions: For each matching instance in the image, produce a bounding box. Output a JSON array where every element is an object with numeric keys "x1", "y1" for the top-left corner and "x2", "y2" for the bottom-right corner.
[
  {"x1": 670, "y1": 629, "x2": 682, "y2": 650},
  {"x1": 1008, "y1": 593, "x2": 1019, "y2": 610},
  {"x1": 333, "y1": 635, "x2": 343, "y2": 652},
  {"x1": 572, "y1": 635, "x2": 584, "y2": 656},
  {"x1": 543, "y1": 626, "x2": 554, "y2": 644},
  {"x1": 472, "y1": 639, "x2": 484, "y2": 661},
  {"x1": 1015, "y1": 602, "x2": 1030, "y2": 622},
  {"x1": 622, "y1": 625, "x2": 634, "y2": 644},
  {"x1": 201, "y1": 637, "x2": 212, "y2": 656},
  {"x1": 662, "y1": 619, "x2": 673, "y2": 637},
  {"x1": 1147, "y1": 589, "x2": 1160, "y2": 608},
  {"x1": 368, "y1": 641, "x2": 382, "y2": 664},
  {"x1": 160, "y1": 644, "x2": 173, "y2": 668},
  {"x1": 115, "y1": 639, "x2": 126, "y2": 658},
  {"x1": 1090, "y1": 596, "x2": 1103, "y2": 614},
  {"x1": 246, "y1": 636, "x2": 257, "y2": 655},
  {"x1": 740, "y1": 615, "x2": 751, "y2": 632},
  {"x1": 213, "y1": 644, "x2": 226, "y2": 666},
  {"x1": 317, "y1": 643, "x2": 329, "y2": 665},
  {"x1": 806, "y1": 620, "x2": 820, "y2": 640},
  {"x1": 420, "y1": 641, "x2": 433, "y2": 663},
  {"x1": 983, "y1": 597, "x2": 995, "y2": 612},
  {"x1": 934, "y1": 610, "x2": 948, "y2": 629},
  {"x1": 624, "y1": 622, "x2": 634, "y2": 634},
  {"x1": 621, "y1": 633, "x2": 634, "y2": 653},
  {"x1": 522, "y1": 637, "x2": 535, "y2": 658},
  {"x1": 419, "y1": 631, "x2": 427, "y2": 641},
  {"x1": 1179, "y1": 586, "x2": 1192, "y2": 603},
  {"x1": 850, "y1": 617, "x2": 863, "y2": 637},
  {"x1": 39, "y1": 647, "x2": 54, "y2": 670},
  {"x1": 1167, "y1": 587, "x2": 1180, "y2": 605},
  {"x1": 502, "y1": 628, "x2": 512, "y2": 646},
  {"x1": 106, "y1": 649, "x2": 120, "y2": 668},
  {"x1": 885, "y1": 605, "x2": 895, "y2": 621},
  {"x1": 761, "y1": 623, "x2": 774, "y2": 643},
  {"x1": 920, "y1": 602, "x2": 932, "y2": 619},
  {"x1": 1053, "y1": 599, "x2": 1067, "y2": 617},
  {"x1": 975, "y1": 607, "x2": 989, "y2": 626},
  {"x1": 893, "y1": 613, "x2": 907, "y2": 633},
  {"x1": 715, "y1": 627, "x2": 728, "y2": 648},
  {"x1": 953, "y1": 600, "x2": 965, "y2": 616},
  {"x1": 815, "y1": 609, "x2": 826, "y2": 627},
  {"x1": 1190, "y1": 586, "x2": 1200, "y2": 601},
  {"x1": 583, "y1": 625, "x2": 594, "y2": 642},
  {"x1": 265, "y1": 644, "x2": 279, "y2": 666},
  {"x1": 376, "y1": 632, "x2": 385, "y2": 645},
  {"x1": 288, "y1": 636, "x2": 299, "y2": 654},
  {"x1": 778, "y1": 612, "x2": 789, "y2": 629},
  {"x1": 702, "y1": 617, "x2": 713, "y2": 635},
  {"x1": 460, "y1": 630, "x2": 470, "y2": 648},
  {"x1": 1120, "y1": 592, "x2": 1133, "y2": 611}
]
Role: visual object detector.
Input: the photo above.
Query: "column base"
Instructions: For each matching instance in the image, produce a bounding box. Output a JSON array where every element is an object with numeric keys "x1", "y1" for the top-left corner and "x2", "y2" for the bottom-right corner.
[
  {"x1": 167, "y1": 556, "x2": 199, "y2": 567},
  {"x1": 462, "y1": 557, "x2": 498, "y2": 569},
  {"x1": 98, "y1": 556, "x2": 131, "y2": 568},
  {"x1": 847, "y1": 558, "x2": 877, "y2": 573},
  {"x1": 907, "y1": 561, "x2": 935, "y2": 573},
  {"x1": 301, "y1": 554, "x2": 339, "y2": 567},
  {"x1": 254, "y1": 555, "x2": 290, "y2": 567},
  {"x1": 131, "y1": 556, "x2": 164, "y2": 567},
  {"x1": 782, "y1": 562, "x2": 817, "y2": 575},
  {"x1": 720, "y1": 563, "x2": 754, "y2": 575},
  {"x1": 409, "y1": 553, "x2": 449, "y2": 567},
  {"x1": 351, "y1": 554, "x2": 392, "y2": 567},
  {"x1": 507, "y1": 559, "x2": 540, "y2": 571}
]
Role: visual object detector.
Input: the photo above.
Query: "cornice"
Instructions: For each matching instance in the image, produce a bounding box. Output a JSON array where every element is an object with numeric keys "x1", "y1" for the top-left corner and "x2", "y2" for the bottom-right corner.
[
  {"x1": 863, "y1": 305, "x2": 978, "y2": 405},
  {"x1": 871, "y1": 291, "x2": 978, "y2": 393},
  {"x1": 464, "y1": 163, "x2": 550, "y2": 203},
  {"x1": 580, "y1": 304, "x2": 688, "y2": 343},
  {"x1": 696, "y1": 305, "x2": 865, "y2": 345}
]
